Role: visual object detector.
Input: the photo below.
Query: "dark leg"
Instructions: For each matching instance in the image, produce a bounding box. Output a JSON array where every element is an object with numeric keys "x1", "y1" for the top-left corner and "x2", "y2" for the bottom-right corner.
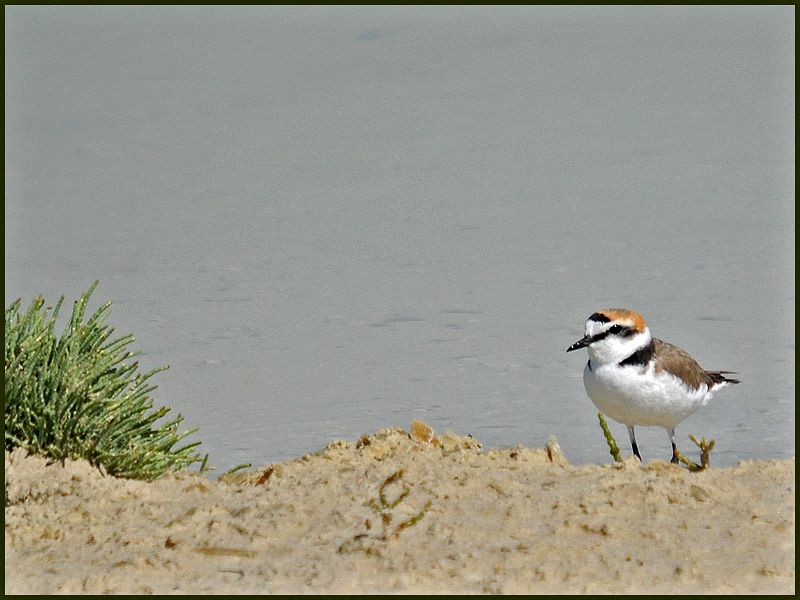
[
  {"x1": 626, "y1": 425, "x2": 642, "y2": 462},
  {"x1": 668, "y1": 428, "x2": 679, "y2": 464}
]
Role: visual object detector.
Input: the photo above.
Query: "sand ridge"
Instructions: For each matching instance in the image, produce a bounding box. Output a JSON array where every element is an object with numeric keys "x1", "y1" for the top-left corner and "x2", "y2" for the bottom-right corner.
[{"x1": 4, "y1": 425, "x2": 795, "y2": 594}]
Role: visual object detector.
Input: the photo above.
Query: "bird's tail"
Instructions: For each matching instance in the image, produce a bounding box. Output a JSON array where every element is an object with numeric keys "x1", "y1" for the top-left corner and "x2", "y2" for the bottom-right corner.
[{"x1": 707, "y1": 370, "x2": 740, "y2": 386}]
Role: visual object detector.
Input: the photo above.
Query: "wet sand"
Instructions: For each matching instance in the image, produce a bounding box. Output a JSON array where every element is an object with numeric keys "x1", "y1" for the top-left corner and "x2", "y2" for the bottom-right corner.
[{"x1": 4, "y1": 424, "x2": 794, "y2": 594}]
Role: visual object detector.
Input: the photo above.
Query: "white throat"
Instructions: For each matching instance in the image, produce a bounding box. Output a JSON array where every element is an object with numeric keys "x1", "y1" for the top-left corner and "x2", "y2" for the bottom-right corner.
[{"x1": 587, "y1": 325, "x2": 652, "y2": 366}]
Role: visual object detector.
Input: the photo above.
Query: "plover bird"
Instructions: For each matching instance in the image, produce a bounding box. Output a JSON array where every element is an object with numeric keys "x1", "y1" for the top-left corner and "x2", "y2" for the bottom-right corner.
[{"x1": 566, "y1": 309, "x2": 739, "y2": 463}]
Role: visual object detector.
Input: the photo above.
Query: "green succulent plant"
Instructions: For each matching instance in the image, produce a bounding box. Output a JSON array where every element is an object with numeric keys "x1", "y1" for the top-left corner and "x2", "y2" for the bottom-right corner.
[{"x1": 4, "y1": 281, "x2": 202, "y2": 480}]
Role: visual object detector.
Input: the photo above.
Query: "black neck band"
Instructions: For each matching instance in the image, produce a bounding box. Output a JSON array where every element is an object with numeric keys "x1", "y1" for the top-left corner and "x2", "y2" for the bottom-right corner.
[{"x1": 618, "y1": 340, "x2": 655, "y2": 367}]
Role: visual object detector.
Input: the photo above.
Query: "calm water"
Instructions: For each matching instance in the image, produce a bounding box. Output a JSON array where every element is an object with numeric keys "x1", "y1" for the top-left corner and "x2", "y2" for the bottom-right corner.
[{"x1": 5, "y1": 6, "x2": 794, "y2": 471}]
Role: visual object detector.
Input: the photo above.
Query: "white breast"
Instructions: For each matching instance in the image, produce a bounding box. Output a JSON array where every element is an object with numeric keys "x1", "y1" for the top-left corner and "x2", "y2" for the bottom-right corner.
[{"x1": 582, "y1": 359, "x2": 714, "y2": 429}]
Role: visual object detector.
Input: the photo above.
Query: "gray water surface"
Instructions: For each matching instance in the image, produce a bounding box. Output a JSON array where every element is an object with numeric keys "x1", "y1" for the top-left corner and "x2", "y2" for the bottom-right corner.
[{"x1": 5, "y1": 6, "x2": 794, "y2": 471}]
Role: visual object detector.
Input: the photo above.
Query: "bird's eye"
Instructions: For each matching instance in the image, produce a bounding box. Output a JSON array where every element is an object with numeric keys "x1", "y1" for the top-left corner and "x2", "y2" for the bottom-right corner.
[{"x1": 608, "y1": 325, "x2": 623, "y2": 335}]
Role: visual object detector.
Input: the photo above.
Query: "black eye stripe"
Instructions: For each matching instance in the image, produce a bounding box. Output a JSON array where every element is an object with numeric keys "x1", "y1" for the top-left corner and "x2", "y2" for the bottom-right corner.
[
  {"x1": 608, "y1": 324, "x2": 635, "y2": 336},
  {"x1": 588, "y1": 324, "x2": 635, "y2": 343}
]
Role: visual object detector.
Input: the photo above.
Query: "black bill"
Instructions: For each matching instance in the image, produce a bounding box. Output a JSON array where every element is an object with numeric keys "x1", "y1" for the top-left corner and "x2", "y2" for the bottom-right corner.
[{"x1": 566, "y1": 335, "x2": 591, "y2": 352}]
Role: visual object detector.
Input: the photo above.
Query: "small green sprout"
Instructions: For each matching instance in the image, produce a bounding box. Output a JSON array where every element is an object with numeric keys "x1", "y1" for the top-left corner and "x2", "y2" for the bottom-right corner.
[
  {"x1": 597, "y1": 413, "x2": 623, "y2": 463},
  {"x1": 339, "y1": 469, "x2": 432, "y2": 554},
  {"x1": 677, "y1": 435, "x2": 716, "y2": 472},
  {"x1": 222, "y1": 463, "x2": 253, "y2": 477}
]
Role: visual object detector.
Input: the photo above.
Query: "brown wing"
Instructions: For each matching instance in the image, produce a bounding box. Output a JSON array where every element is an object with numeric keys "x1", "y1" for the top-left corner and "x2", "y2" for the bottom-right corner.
[{"x1": 652, "y1": 338, "x2": 738, "y2": 390}]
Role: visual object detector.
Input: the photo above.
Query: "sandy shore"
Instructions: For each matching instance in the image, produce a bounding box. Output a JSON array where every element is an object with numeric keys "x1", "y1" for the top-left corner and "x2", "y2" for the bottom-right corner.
[{"x1": 4, "y1": 423, "x2": 795, "y2": 594}]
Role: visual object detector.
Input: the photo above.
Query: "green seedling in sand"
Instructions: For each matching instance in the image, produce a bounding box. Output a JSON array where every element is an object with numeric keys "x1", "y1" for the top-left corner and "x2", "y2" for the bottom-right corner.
[
  {"x1": 222, "y1": 463, "x2": 253, "y2": 477},
  {"x1": 597, "y1": 413, "x2": 715, "y2": 471},
  {"x1": 598, "y1": 413, "x2": 623, "y2": 463},
  {"x1": 339, "y1": 469, "x2": 432, "y2": 554},
  {"x1": 676, "y1": 435, "x2": 716, "y2": 472},
  {"x1": 4, "y1": 281, "x2": 203, "y2": 480},
  {"x1": 369, "y1": 469, "x2": 432, "y2": 538}
]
